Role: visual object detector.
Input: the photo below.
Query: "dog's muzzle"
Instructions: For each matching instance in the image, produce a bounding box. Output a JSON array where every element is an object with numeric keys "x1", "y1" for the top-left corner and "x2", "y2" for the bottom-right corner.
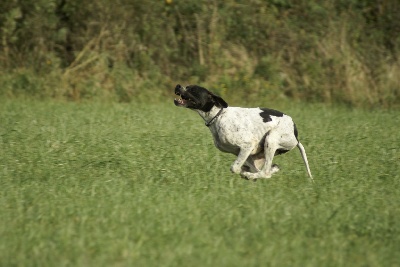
[{"x1": 174, "y1": 84, "x2": 189, "y2": 107}]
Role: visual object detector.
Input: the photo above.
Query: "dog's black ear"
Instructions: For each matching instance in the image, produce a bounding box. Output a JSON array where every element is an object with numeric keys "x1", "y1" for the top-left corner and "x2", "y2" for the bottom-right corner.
[{"x1": 209, "y1": 92, "x2": 228, "y2": 108}]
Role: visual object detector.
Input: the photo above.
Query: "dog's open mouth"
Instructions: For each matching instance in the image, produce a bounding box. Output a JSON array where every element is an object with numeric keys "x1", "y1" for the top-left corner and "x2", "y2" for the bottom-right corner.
[
  {"x1": 174, "y1": 96, "x2": 187, "y2": 106},
  {"x1": 174, "y1": 92, "x2": 192, "y2": 107}
]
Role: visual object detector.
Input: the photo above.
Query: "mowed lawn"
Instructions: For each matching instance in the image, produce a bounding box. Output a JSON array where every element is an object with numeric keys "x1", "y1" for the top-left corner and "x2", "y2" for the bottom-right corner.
[{"x1": 0, "y1": 99, "x2": 399, "y2": 267}]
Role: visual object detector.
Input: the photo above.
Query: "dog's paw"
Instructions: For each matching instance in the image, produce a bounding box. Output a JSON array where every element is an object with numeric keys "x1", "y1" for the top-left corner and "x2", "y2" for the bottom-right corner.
[
  {"x1": 230, "y1": 164, "x2": 242, "y2": 174},
  {"x1": 241, "y1": 171, "x2": 272, "y2": 180},
  {"x1": 271, "y1": 164, "x2": 280, "y2": 174},
  {"x1": 239, "y1": 172, "x2": 250, "y2": 180},
  {"x1": 239, "y1": 172, "x2": 258, "y2": 182},
  {"x1": 241, "y1": 171, "x2": 265, "y2": 180}
]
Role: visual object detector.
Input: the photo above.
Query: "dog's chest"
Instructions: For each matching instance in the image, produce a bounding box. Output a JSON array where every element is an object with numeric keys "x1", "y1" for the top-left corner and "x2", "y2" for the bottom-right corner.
[{"x1": 209, "y1": 125, "x2": 243, "y2": 154}]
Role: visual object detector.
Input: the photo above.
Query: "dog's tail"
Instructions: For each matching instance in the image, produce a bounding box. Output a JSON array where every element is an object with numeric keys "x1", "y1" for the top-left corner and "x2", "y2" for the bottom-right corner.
[{"x1": 297, "y1": 142, "x2": 313, "y2": 181}]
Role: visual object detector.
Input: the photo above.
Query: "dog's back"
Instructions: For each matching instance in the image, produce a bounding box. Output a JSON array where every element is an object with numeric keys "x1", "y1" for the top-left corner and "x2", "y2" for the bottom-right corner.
[{"x1": 207, "y1": 107, "x2": 296, "y2": 154}]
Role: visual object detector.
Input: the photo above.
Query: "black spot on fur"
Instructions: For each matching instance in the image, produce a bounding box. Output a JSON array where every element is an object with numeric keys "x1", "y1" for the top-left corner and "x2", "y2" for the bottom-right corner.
[{"x1": 259, "y1": 108, "x2": 284, "y2": 122}]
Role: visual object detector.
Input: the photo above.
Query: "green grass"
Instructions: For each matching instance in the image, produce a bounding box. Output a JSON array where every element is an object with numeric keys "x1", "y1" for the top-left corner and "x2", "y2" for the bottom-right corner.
[{"x1": 0, "y1": 99, "x2": 399, "y2": 267}]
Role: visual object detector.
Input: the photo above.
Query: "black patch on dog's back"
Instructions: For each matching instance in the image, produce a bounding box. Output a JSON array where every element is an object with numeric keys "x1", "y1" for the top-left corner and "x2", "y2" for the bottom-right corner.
[{"x1": 259, "y1": 108, "x2": 284, "y2": 122}]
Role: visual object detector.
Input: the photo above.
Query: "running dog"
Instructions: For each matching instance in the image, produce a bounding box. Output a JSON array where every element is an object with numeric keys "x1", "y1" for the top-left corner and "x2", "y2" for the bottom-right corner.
[{"x1": 174, "y1": 84, "x2": 313, "y2": 181}]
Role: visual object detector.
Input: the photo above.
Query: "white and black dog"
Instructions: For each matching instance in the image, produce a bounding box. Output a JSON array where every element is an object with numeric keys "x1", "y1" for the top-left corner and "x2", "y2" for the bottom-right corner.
[{"x1": 174, "y1": 84, "x2": 313, "y2": 181}]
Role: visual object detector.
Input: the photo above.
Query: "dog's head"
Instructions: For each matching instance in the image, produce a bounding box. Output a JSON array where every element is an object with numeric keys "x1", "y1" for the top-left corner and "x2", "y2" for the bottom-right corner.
[{"x1": 174, "y1": 84, "x2": 228, "y2": 112}]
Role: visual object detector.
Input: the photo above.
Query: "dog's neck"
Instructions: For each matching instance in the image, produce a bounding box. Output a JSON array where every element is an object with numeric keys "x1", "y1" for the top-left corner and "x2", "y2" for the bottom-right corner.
[{"x1": 196, "y1": 105, "x2": 224, "y2": 127}]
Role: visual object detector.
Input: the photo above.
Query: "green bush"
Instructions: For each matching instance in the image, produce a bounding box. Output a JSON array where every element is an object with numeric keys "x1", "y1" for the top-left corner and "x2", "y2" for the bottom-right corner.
[{"x1": 0, "y1": 0, "x2": 399, "y2": 107}]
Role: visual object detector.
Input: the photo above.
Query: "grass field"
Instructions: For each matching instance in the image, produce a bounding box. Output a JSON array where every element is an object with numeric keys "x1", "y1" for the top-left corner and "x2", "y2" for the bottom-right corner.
[{"x1": 0, "y1": 99, "x2": 399, "y2": 267}]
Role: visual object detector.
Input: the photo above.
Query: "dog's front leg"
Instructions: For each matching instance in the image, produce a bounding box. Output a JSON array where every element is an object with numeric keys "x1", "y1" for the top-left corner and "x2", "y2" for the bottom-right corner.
[{"x1": 230, "y1": 146, "x2": 254, "y2": 175}]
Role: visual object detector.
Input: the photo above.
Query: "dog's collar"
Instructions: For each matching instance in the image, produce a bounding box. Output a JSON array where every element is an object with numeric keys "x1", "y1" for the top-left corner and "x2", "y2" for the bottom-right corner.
[{"x1": 205, "y1": 108, "x2": 224, "y2": 127}]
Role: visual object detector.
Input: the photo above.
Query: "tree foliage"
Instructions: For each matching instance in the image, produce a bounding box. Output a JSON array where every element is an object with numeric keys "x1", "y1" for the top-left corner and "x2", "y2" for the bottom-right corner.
[{"x1": 0, "y1": 0, "x2": 399, "y2": 107}]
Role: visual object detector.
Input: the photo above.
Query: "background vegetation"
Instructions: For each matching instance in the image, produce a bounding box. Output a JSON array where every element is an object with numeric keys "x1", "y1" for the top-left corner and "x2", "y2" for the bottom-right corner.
[
  {"x1": 2, "y1": 2, "x2": 399, "y2": 265},
  {"x1": 1, "y1": 0, "x2": 399, "y2": 107},
  {"x1": 1, "y1": 100, "x2": 399, "y2": 266}
]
